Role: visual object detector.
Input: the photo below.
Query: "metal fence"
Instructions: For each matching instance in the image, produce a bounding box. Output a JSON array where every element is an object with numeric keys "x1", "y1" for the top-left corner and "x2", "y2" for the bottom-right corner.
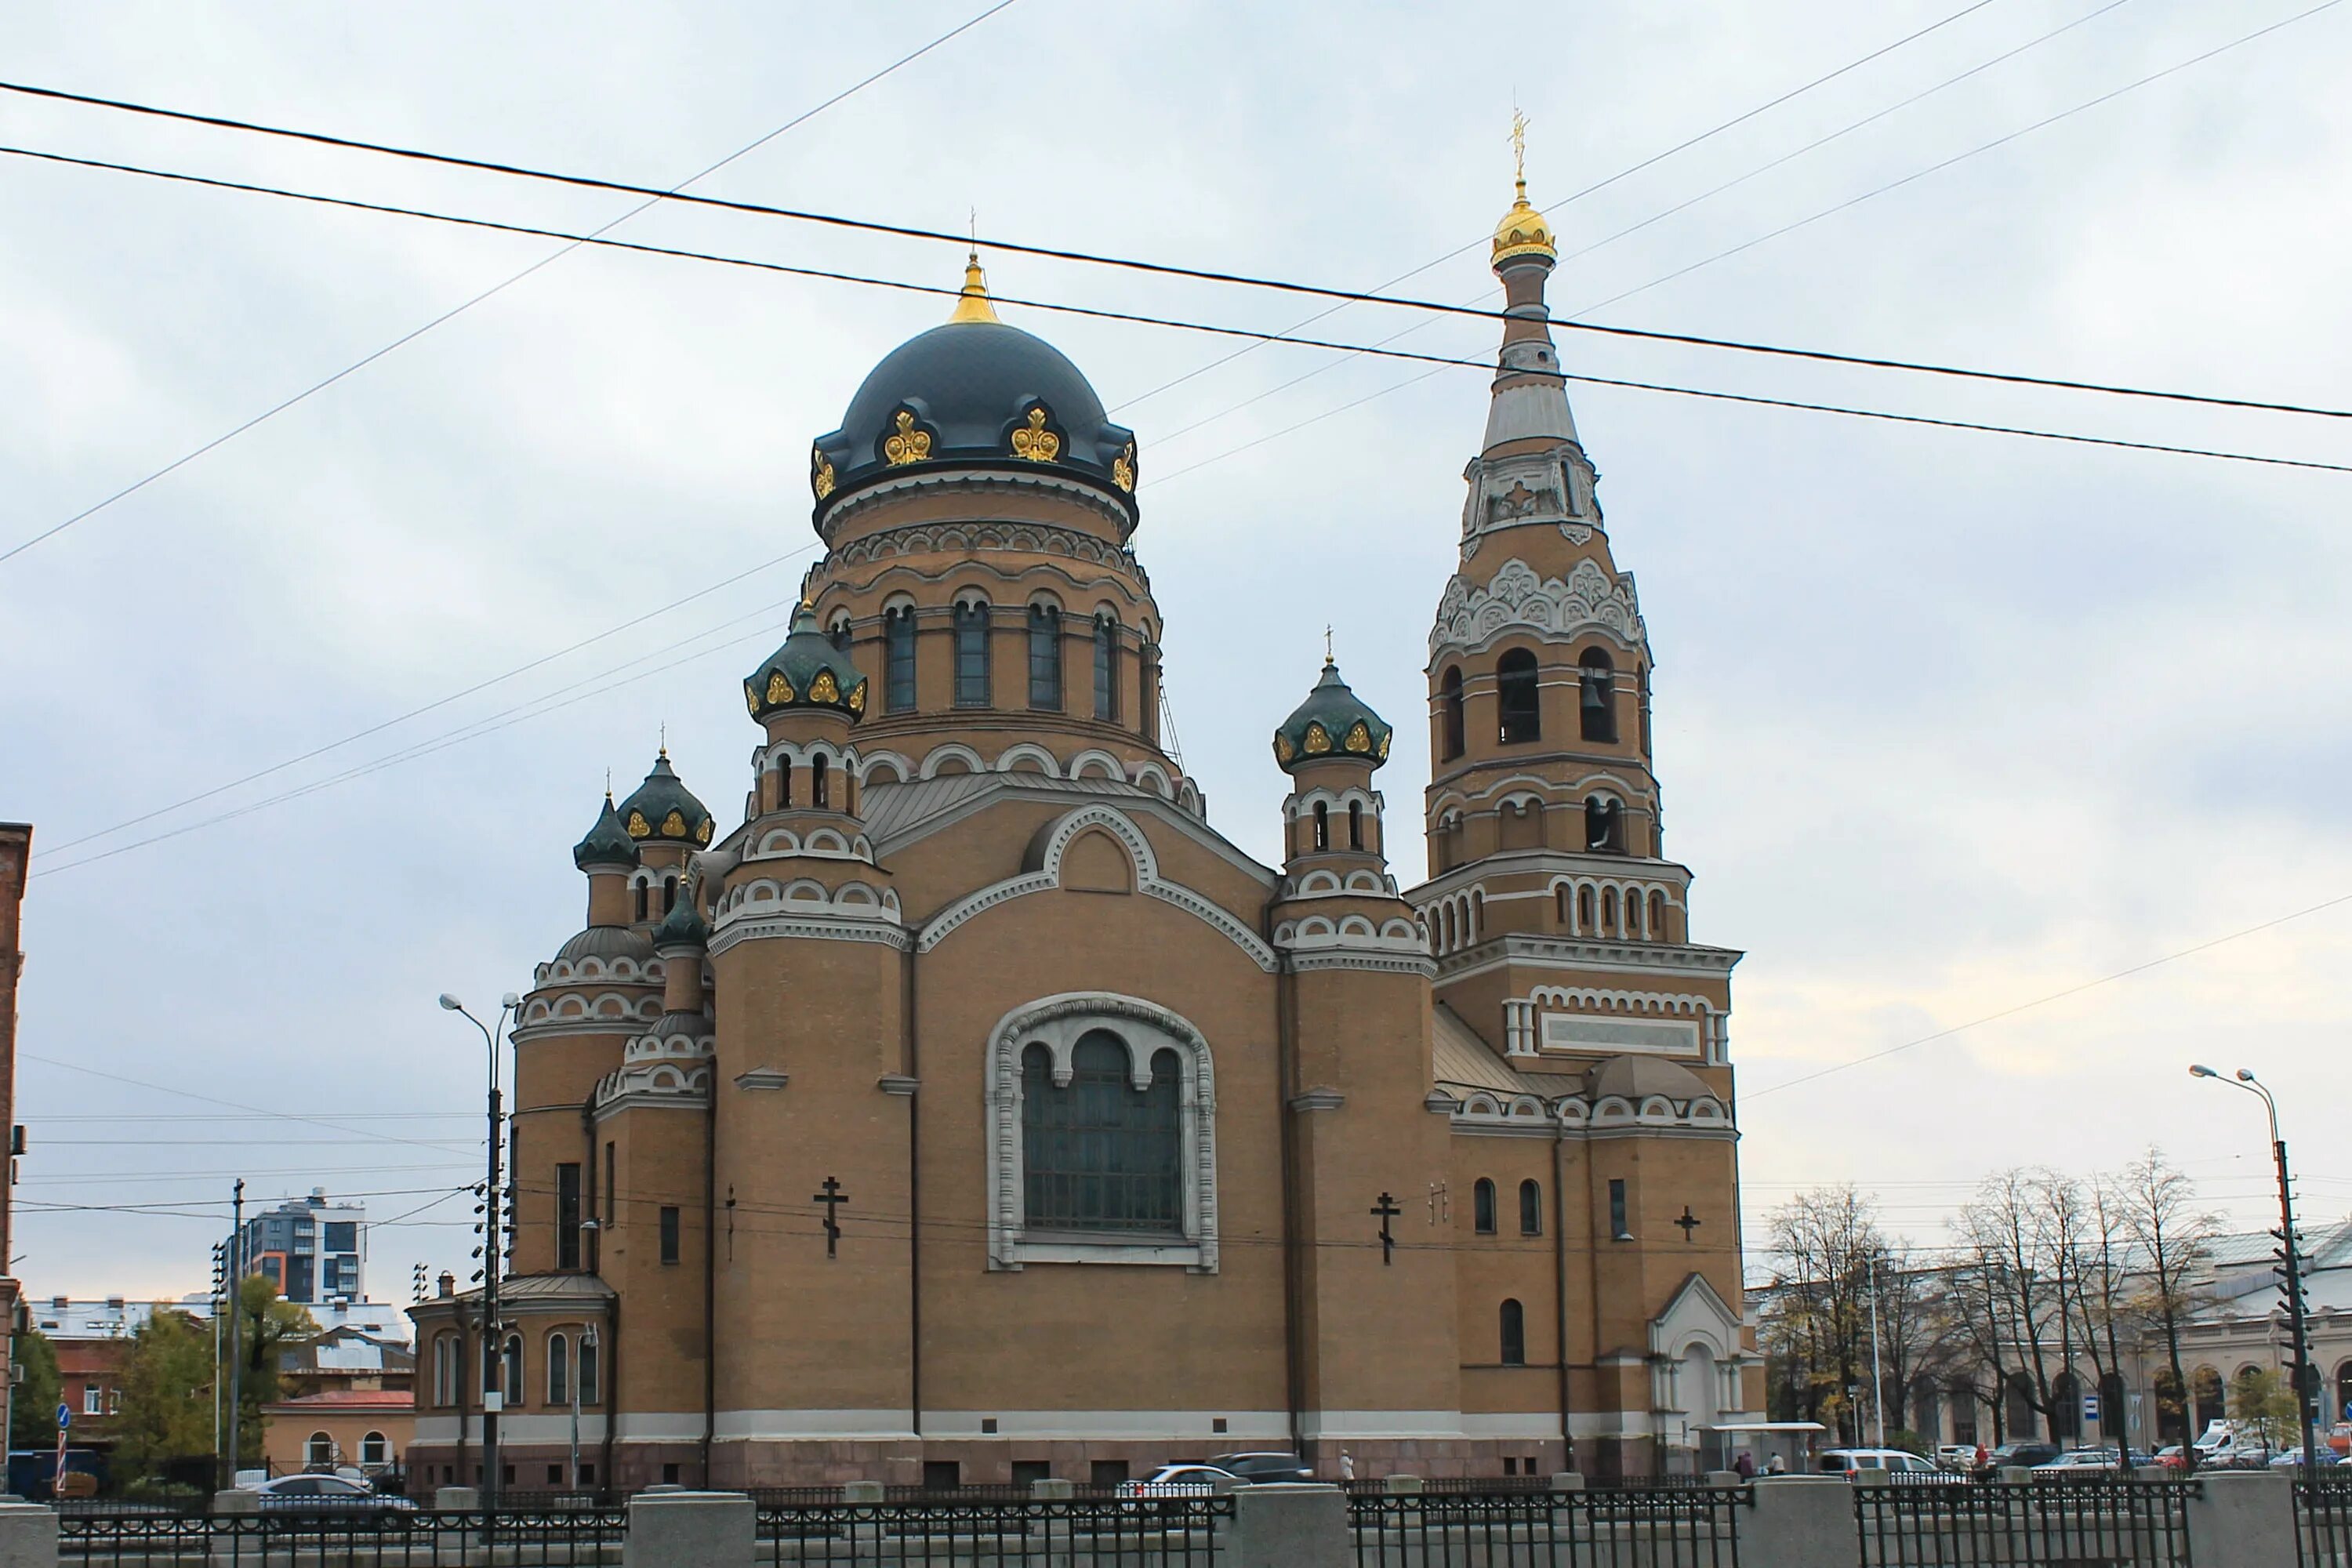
[
  {"x1": 1348, "y1": 1486, "x2": 1745, "y2": 1567},
  {"x1": 1853, "y1": 1474, "x2": 2195, "y2": 1566},
  {"x1": 2299, "y1": 1473, "x2": 2352, "y2": 1568},
  {"x1": 59, "y1": 1506, "x2": 627, "y2": 1566},
  {"x1": 753, "y1": 1495, "x2": 1232, "y2": 1565}
]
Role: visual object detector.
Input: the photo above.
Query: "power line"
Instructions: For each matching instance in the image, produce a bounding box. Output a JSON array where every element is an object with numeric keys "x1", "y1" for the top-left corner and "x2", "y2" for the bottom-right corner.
[
  {"x1": 16, "y1": 1050, "x2": 492, "y2": 1153},
  {"x1": 1744, "y1": 888, "x2": 2352, "y2": 1100},
  {"x1": 1571, "y1": 0, "x2": 2347, "y2": 318},
  {"x1": 2, "y1": 81, "x2": 2343, "y2": 426},
  {"x1": 8, "y1": 144, "x2": 2345, "y2": 483},
  {"x1": 0, "y1": 0, "x2": 1024, "y2": 567}
]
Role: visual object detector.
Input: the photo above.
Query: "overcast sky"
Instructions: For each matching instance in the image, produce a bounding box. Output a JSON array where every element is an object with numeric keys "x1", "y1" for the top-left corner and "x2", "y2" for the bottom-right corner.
[{"x1": 3, "y1": 0, "x2": 2348, "y2": 1306}]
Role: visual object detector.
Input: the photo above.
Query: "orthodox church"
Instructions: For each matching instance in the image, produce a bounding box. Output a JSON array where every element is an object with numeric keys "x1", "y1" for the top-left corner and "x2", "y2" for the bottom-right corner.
[{"x1": 408, "y1": 164, "x2": 1758, "y2": 1487}]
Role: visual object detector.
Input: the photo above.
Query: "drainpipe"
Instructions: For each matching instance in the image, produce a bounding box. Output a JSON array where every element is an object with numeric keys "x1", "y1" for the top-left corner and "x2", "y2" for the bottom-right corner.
[
  {"x1": 1552, "y1": 1124, "x2": 1572, "y2": 1468},
  {"x1": 1274, "y1": 957, "x2": 1306, "y2": 1461},
  {"x1": 701, "y1": 1086, "x2": 716, "y2": 1485},
  {"x1": 905, "y1": 939, "x2": 923, "y2": 1446},
  {"x1": 598, "y1": 1295, "x2": 617, "y2": 1494}
]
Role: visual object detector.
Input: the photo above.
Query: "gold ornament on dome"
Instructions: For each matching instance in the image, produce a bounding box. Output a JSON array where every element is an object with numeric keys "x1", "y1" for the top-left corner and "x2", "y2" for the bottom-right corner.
[
  {"x1": 1304, "y1": 723, "x2": 1331, "y2": 755},
  {"x1": 766, "y1": 672, "x2": 793, "y2": 705},
  {"x1": 1112, "y1": 441, "x2": 1137, "y2": 491},
  {"x1": 1011, "y1": 406, "x2": 1060, "y2": 463},
  {"x1": 810, "y1": 670, "x2": 840, "y2": 704},
  {"x1": 662, "y1": 809, "x2": 688, "y2": 837},
  {"x1": 1274, "y1": 732, "x2": 1295, "y2": 764},
  {"x1": 626, "y1": 809, "x2": 652, "y2": 839},
  {"x1": 847, "y1": 680, "x2": 867, "y2": 715},
  {"x1": 811, "y1": 446, "x2": 836, "y2": 499},
  {"x1": 884, "y1": 409, "x2": 932, "y2": 466},
  {"x1": 695, "y1": 818, "x2": 715, "y2": 845},
  {"x1": 743, "y1": 684, "x2": 760, "y2": 716},
  {"x1": 1377, "y1": 731, "x2": 1392, "y2": 760},
  {"x1": 1344, "y1": 720, "x2": 1372, "y2": 753}
]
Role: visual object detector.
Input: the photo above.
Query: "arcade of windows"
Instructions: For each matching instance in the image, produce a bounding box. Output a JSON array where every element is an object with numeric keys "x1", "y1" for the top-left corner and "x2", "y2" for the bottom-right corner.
[
  {"x1": 1436, "y1": 647, "x2": 1623, "y2": 761},
  {"x1": 427, "y1": 1329, "x2": 601, "y2": 1411},
  {"x1": 858, "y1": 602, "x2": 1137, "y2": 729}
]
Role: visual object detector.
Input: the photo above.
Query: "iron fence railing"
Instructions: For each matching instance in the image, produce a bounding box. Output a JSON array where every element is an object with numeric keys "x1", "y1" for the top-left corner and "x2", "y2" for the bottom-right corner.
[
  {"x1": 1853, "y1": 1473, "x2": 2195, "y2": 1567},
  {"x1": 1348, "y1": 1486, "x2": 1745, "y2": 1567},
  {"x1": 2298, "y1": 1473, "x2": 2352, "y2": 1568},
  {"x1": 59, "y1": 1506, "x2": 628, "y2": 1566},
  {"x1": 753, "y1": 1495, "x2": 1231, "y2": 1565}
]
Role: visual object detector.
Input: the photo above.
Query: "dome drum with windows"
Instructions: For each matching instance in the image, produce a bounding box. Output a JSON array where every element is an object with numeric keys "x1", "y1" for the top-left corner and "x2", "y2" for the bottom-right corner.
[
  {"x1": 1272, "y1": 660, "x2": 1392, "y2": 771},
  {"x1": 617, "y1": 752, "x2": 715, "y2": 847},
  {"x1": 745, "y1": 603, "x2": 869, "y2": 724}
]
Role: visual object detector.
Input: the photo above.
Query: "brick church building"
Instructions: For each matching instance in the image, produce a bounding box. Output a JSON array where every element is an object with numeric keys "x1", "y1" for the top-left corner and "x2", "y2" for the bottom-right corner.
[{"x1": 409, "y1": 165, "x2": 1759, "y2": 1488}]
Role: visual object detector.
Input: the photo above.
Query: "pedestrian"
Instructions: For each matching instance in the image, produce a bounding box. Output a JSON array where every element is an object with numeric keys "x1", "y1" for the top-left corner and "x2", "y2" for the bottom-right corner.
[
  {"x1": 1733, "y1": 1451, "x2": 1755, "y2": 1480},
  {"x1": 1339, "y1": 1450, "x2": 1356, "y2": 1483},
  {"x1": 1765, "y1": 1454, "x2": 1787, "y2": 1475},
  {"x1": 1973, "y1": 1443, "x2": 1989, "y2": 1473}
]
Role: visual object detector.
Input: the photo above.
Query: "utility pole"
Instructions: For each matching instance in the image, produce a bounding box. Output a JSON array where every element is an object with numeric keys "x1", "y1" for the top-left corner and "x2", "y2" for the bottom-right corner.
[
  {"x1": 440, "y1": 993, "x2": 516, "y2": 1534},
  {"x1": 225, "y1": 1179, "x2": 244, "y2": 1486},
  {"x1": 1867, "y1": 1254, "x2": 1887, "y2": 1449}
]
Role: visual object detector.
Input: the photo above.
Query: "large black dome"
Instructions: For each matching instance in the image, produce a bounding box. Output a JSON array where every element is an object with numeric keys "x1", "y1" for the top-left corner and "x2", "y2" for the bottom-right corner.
[{"x1": 810, "y1": 268, "x2": 1138, "y2": 522}]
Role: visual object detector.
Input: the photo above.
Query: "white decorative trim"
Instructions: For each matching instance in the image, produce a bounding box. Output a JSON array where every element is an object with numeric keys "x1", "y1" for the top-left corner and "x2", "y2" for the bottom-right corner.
[
  {"x1": 707, "y1": 914, "x2": 912, "y2": 956},
  {"x1": 878, "y1": 1074, "x2": 919, "y2": 1097},
  {"x1": 918, "y1": 805, "x2": 1279, "y2": 971},
  {"x1": 1290, "y1": 1087, "x2": 1345, "y2": 1112},
  {"x1": 710, "y1": 1410, "x2": 919, "y2": 1441},
  {"x1": 982, "y1": 992, "x2": 1218, "y2": 1275},
  {"x1": 1299, "y1": 1410, "x2": 1469, "y2": 1441},
  {"x1": 734, "y1": 1069, "x2": 789, "y2": 1091},
  {"x1": 1430, "y1": 556, "x2": 1646, "y2": 661},
  {"x1": 1287, "y1": 950, "x2": 1440, "y2": 977}
]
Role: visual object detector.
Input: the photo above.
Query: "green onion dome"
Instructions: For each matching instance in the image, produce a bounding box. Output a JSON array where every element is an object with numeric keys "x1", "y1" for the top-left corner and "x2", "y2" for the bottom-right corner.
[
  {"x1": 572, "y1": 793, "x2": 641, "y2": 871},
  {"x1": 652, "y1": 894, "x2": 710, "y2": 952},
  {"x1": 743, "y1": 603, "x2": 869, "y2": 723},
  {"x1": 618, "y1": 751, "x2": 715, "y2": 846},
  {"x1": 1272, "y1": 660, "x2": 1393, "y2": 771}
]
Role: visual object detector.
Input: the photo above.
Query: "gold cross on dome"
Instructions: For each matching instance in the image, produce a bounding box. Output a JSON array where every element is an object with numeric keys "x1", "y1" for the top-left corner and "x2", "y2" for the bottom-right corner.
[
  {"x1": 1324, "y1": 624, "x2": 1334, "y2": 662},
  {"x1": 1510, "y1": 108, "x2": 1529, "y2": 183}
]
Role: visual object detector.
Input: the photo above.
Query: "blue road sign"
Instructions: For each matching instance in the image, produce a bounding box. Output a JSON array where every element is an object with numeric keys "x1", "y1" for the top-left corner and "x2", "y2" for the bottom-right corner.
[
  {"x1": 53, "y1": 1404, "x2": 67, "y2": 1432},
  {"x1": 2083, "y1": 1395, "x2": 2100, "y2": 1421}
]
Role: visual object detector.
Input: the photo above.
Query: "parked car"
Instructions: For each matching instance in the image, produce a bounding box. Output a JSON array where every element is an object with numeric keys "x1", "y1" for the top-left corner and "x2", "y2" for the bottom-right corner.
[
  {"x1": 249, "y1": 1475, "x2": 420, "y2": 1521},
  {"x1": 1816, "y1": 1449, "x2": 1949, "y2": 1479},
  {"x1": 2032, "y1": 1448, "x2": 2152, "y2": 1472},
  {"x1": 1115, "y1": 1465, "x2": 1239, "y2": 1504},
  {"x1": 2269, "y1": 1448, "x2": 2342, "y2": 1469},
  {"x1": 1985, "y1": 1442, "x2": 2062, "y2": 1471},
  {"x1": 2153, "y1": 1446, "x2": 2193, "y2": 1472},
  {"x1": 2194, "y1": 1421, "x2": 2271, "y2": 1468},
  {"x1": 1932, "y1": 1445, "x2": 1977, "y2": 1472},
  {"x1": 1207, "y1": 1453, "x2": 1312, "y2": 1483}
]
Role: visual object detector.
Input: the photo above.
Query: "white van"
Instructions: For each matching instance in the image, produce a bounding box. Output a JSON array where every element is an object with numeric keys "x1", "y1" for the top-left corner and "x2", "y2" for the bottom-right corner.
[
  {"x1": 1817, "y1": 1449, "x2": 1947, "y2": 1479},
  {"x1": 2194, "y1": 1421, "x2": 2271, "y2": 1468}
]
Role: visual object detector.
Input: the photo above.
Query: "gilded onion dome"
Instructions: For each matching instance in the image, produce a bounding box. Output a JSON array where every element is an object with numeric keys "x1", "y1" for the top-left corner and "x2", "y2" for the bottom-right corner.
[
  {"x1": 808, "y1": 256, "x2": 1140, "y2": 523},
  {"x1": 572, "y1": 792, "x2": 641, "y2": 871},
  {"x1": 1492, "y1": 176, "x2": 1555, "y2": 267},
  {"x1": 743, "y1": 603, "x2": 868, "y2": 722},
  {"x1": 617, "y1": 751, "x2": 716, "y2": 846},
  {"x1": 1272, "y1": 660, "x2": 1393, "y2": 771}
]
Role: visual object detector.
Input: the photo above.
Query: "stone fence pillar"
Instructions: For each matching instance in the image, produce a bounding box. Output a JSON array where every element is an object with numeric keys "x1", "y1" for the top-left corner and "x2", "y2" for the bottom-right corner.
[
  {"x1": 0, "y1": 1502, "x2": 55, "y2": 1568},
  {"x1": 431, "y1": 1486, "x2": 479, "y2": 1510},
  {"x1": 622, "y1": 1489, "x2": 753, "y2": 1568},
  {"x1": 1743, "y1": 1478, "x2": 1860, "y2": 1568},
  {"x1": 1228, "y1": 1482, "x2": 1348, "y2": 1568},
  {"x1": 2183, "y1": 1471, "x2": 2296, "y2": 1568}
]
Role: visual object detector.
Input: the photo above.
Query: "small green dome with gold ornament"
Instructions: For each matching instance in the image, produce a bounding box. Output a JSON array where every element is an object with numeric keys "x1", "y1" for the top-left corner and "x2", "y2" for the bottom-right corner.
[
  {"x1": 617, "y1": 750, "x2": 715, "y2": 846},
  {"x1": 1272, "y1": 659, "x2": 1392, "y2": 771},
  {"x1": 572, "y1": 792, "x2": 641, "y2": 871},
  {"x1": 743, "y1": 603, "x2": 868, "y2": 723}
]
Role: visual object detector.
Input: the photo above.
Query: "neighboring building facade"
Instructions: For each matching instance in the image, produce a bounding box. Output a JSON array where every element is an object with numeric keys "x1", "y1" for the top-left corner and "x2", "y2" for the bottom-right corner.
[
  {"x1": 0, "y1": 823, "x2": 27, "y2": 1418},
  {"x1": 229, "y1": 1190, "x2": 367, "y2": 1306},
  {"x1": 260, "y1": 1389, "x2": 412, "y2": 1479},
  {"x1": 410, "y1": 167, "x2": 1757, "y2": 1489},
  {"x1": 30, "y1": 1297, "x2": 201, "y2": 1450}
]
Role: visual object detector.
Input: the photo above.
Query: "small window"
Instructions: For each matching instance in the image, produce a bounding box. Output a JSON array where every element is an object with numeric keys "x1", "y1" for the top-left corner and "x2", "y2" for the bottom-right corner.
[
  {"x1": 777, "y1": 757, "x2": 793, "y2": 808},
  {"x1": 1649, "y1": 891, "x2": 1667, "y2": 942},
  {"x1": 1312, "y1": 801, "x2": 1330, "y2": 851},
  {"x1": 307, "y1": 1432, "x2": 335, "y2": 1466},
  {"x1": 82, "y1": 1385, "x2": 100, "y2": 1416},
  {"x1": 1497, "y1": 650, "x2": 1540, "y2": 744},
  {"x1": 1519, "y1": 1178, "x2": 1542, "y2": 1236},
  {"x1": 1584, "y1": 797, "x2": 1623, "y2": 854},
  {"x1": 662, "y1": 874, "x2": 677, "y2": 913},
  {"x1": 503, "y1": 1334, "x2": 523, "y2": 1403},
  {"x1": 556, "y1": 1163, "x2": 582, "y2": 1271},
  {"x1": 1500, "y1": 1300, "x2": 1526, "y2": 1367},
  {"x1": 885, "y1": 604, "x2": 917, "y2": 713},
  {"x1": 1439, "y1": 667, "x2": 1465, "y2": 760},
  {"x1": 1578, "y1": 648, "x2": 1617, "y2": 742},
  {"x1": 829, "y1": 615, "x2": 852, "y2": 654},
  {"x1": 1028, "y1": 604, "x2": 1062, "y2": 710},
  {"x1": 604, "y1": 1142, "x2": 616, "y2": 1225},
  {"x1": 633, "y1": 883, "x2": 648, "y2": 922},
  {"x1": 579, "y1": 1334, "x2": 600, "y2": 1406},
  {"x1": 659, "y1": 1206, "x2": 681, "y2": 1265},
  {"x1": 1348, "y1": 800, "x2": 1364, "y2": 851},
  {"x1": 662, "y1": 1464, "x2": 681, "y2": 1486},
  {"x1": 1093, "y1": 615, "x2": 1120, "y2": 720},
  {"x1": 812, "y1": 753, "x2": 829, "y2": 810},
  {"x1": 361, "y1": 1432, "x2": 388, "y2": 1467},
  {"x1": 1473, "y1": 1178, "x2": 1497, "y2": 1236},
  {"x1": 548, "y1": 1333, "x2": 569, "y2": 1406},
  {"x1": 924, "y1": 1461, "x2": 961, "y2": 1492},
  {"x1": 1609, "y1": 1178, "x2": 1630, "y2": 1240},
  {"x1": 954, "y1": 600, "x2": 991, "y2": 707}
]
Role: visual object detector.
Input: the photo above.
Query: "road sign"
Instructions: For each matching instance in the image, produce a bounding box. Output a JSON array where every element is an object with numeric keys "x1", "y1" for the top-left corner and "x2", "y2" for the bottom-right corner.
[
  {"x1": 2083, "y1": 1395, "x2": 2100, "y2": 1421},
  {"x1": 54, "y1": 1403, "x2": 67, "y2": 1432}
]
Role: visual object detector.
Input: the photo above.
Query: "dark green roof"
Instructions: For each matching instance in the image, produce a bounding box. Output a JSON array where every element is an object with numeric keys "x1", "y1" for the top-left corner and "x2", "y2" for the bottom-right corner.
[
  {"x1": 1272, "y1": 661, "x2": 1393, "y2": 773},
  {"x1": 618, "y1": 753, "x2": 715, "y2": 847},
  {"x1": 572, "y1": 794, "x2": 641, "y2": 871},
  {"x1": 652, "y1": 895, "x2": 710, "y2": 951},
  {"x1": 744, "y1": 604, "x2": 869, "y2": 724}
]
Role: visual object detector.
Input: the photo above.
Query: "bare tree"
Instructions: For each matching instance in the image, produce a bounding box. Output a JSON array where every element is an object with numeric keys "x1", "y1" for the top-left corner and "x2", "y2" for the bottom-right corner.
[
  {"x1": 2120, "y1": 1147, "x2": 2220, "y2": 1446},
  {"x1": 1759, "y1": 1186, "x2": 1886, "y2": 1444},
  {"x1": 1962, "y1": 1168, "x2": 2081, "y2": 1443}
]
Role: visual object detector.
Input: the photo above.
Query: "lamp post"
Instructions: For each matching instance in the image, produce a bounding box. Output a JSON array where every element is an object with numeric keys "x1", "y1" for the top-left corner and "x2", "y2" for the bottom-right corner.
[
  {"x1": 2189, "y1": 1064, "x2": 2318, "y2": 1478},
  {"x1": 441, "y1": 993, "x2": 518, "y2": 1516}
]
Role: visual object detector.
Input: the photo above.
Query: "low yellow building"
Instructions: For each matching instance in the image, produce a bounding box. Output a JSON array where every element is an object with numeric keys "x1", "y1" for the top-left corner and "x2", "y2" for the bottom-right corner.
[{"x1": 260, "y1": 1389, "x2": 412, "y2": 1477}]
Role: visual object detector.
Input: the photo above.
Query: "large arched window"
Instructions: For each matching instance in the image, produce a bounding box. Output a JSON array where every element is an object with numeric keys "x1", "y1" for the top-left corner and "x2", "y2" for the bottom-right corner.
[
  {"x1": 1578, "y1": 648, "x2": 1617, "y2": 742},
  {"x1": 502, "y1": 1334, "x2": 524, "y2": 1406},
  {"x1": 1439, "y1": 667, "x2": 1465, "y2": 760},
  {"x1": 1021, "y1": 1032, "x2": 1182, "y2": 1236},
  {"x1": 1584, "y1": 796, "x2": 1624, "y2": 854},
  {"x1": 1028, "y1": 604, "x2": 1063, "y2": 710},
  {"x1": 1497, "y1": 651, "x2": 1540, "y2": 744},
  {"x1": 579, "y1": 1334, "x2": 600, "y2": 1406},
  {"x1": 361, "y1": 1432, "x2": 389, "y2": 1467},
  {"x1": 1519, "y1": 1179, "x2": 1542, "y2": 1236},
  {"x1": 432, "y1": 1335, "x2": 452, "y2": 1407},
  {"x1": 1473, "y1": 1178, "x2": 1497, "y2": 1236},
  {"x1": 884, "y1": 604, "x2": 917, "y2": 713},
  {"x1": 547, "y1": 1332, "x2": 569, "y2": 1406},
  {"x1": 1093, "y1": 615, "x2": 1120, "y2": 720},
  {"x1": 307, "y1": 1432, "x2": 334, "y2": 1467},
  {"x1": 1500, "y1": 1300, "x2": 1526, "y2": 1367},
  {"x1": 954, "y1": 599, "x2": 991, "y2": 707}
]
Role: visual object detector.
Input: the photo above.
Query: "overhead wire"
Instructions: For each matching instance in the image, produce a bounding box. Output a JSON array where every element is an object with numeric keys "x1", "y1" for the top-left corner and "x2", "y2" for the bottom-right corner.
[
  {"x1": 0, "y1": 81, "x2": 2340, "y2": 425},
  {"x1": 0, "y1": 0, "x2": 1027, "y2": 566}
]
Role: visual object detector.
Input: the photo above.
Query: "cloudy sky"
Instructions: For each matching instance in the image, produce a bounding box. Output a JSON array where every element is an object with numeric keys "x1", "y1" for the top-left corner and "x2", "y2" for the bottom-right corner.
[{"x1": 3, "y1": 0, "x2": 2347, "y2": 1304}]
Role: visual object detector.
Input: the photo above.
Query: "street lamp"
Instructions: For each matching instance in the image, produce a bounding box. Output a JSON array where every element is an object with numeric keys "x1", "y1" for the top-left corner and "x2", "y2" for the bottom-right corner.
[
  {"x1": 441, "y1": 992, "x2": 519, "y2": 1518},
  {"x1": 2188, "y1": 1064, "x2": 2319, "y2": 1479}
]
